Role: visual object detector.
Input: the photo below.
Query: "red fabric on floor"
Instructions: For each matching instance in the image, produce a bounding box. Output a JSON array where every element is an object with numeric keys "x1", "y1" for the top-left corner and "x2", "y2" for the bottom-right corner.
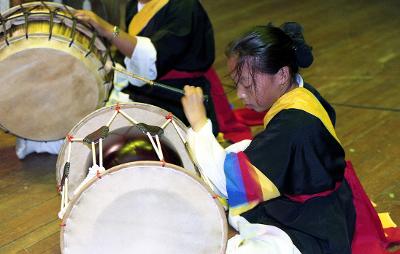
[
  {"x1": 345, "y1": 161, "x2": 400, "y2": 254},
  {"x1": 233, "y1": 108, "x2": 267, "y2": 127}
]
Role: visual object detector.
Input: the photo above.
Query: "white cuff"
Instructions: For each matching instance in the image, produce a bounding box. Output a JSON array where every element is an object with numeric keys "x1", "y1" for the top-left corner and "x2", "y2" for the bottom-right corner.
[
  {"x1": 225, "y1": 139, "x2": 252, "y2": 153},
  {"x1": 187, "y1": 120, "x2": 228, "y2": 196},
  {"x1": 123, "y1": 36, "x2": 157, "y2": 87}
]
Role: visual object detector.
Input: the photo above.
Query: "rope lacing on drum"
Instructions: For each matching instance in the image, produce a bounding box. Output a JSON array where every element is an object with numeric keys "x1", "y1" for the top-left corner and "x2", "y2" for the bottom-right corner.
[
  {"x1": 146, "y1": 132, "x2": 164, "y2": 161},
  {"x1": 58, "y1": 134, "x2": 75, "y2": 219},
  {"x1": 39, "y1": 1, "x2": 55, "y2": 40},
  {"x1": 0, "y1": 3, "x2": 40, "y2": 44},
  {"x1": 85, "y1": 31, "x2": 98, "y2": 57},
  {"x1": 57, "y1": 105, "x2": 194, "y2": 219},
  {"x1": 22, "y1": 6, "x2": 29, "y2": 39},
  {"x1": 60, "y1": 4, "x2": 77, "y2": 47}
]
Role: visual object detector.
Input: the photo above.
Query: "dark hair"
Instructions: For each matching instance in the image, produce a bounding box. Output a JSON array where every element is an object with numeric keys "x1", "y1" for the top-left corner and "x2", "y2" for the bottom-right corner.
[{"x1": 225, "y1": 22, "x2": 313, "y2": 87}]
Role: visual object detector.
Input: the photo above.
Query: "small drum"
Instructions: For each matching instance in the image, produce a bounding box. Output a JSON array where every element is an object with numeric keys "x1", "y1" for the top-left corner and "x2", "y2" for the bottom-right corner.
[
  {"x1": 60, "y1": 161, "x2": 227, "y2": 254},
  {"x1": 0, "y1": 2, "x2": 112, "y2": 140},
  {"x1": 56, "y1": 103, "x2": 200, "y2": 198}
]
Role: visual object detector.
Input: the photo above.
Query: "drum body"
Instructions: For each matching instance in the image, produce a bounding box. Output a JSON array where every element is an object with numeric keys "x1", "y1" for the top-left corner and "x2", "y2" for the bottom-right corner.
[
  {"x1": 0, "y1": 2, "x2": 112, "y2": 140},
  {"x1": 60, "y1": 161, "x2": 227, "y2": 254},
  {"x1": 56, "y1": 103, "x2": 199, "y2": 197}
]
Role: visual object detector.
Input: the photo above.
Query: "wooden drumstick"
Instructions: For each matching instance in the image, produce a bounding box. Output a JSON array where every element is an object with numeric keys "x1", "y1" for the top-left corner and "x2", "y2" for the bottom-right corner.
[{"x1": 111, "y1": 65, "x2": 209, "y2": 103}]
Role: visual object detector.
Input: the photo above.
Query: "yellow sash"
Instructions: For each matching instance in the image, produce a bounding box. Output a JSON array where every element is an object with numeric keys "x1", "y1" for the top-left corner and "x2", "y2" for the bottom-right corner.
[
  {"x1": 263, "y1": 87, "x2": 340, "y2": 144},
  {"x1": 128, "y1": 0, "x2": 169, "y2": 36}
]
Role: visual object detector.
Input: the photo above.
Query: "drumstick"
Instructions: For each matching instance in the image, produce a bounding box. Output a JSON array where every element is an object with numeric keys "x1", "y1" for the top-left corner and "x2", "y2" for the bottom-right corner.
[{"x1": 111, "y1": 66, "x2": 209, "y2": 103}]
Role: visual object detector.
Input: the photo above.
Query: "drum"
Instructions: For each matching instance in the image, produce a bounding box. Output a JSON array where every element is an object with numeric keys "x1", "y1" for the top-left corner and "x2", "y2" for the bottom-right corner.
[
  {"x1": 60, "y1": 161, "x2": 228, "y2": 254},
  {"x1": 56, "y1": 103, "x2": 200, "y2": 198},
  {"x1": 0, "y1": 2, "x2": 112, "y2": 141}
]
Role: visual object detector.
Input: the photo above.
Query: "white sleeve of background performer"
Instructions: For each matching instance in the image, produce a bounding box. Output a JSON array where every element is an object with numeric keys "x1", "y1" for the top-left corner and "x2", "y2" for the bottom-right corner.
[{"x1": 123, "y1": 36, "x2": 157, "y2": 87}]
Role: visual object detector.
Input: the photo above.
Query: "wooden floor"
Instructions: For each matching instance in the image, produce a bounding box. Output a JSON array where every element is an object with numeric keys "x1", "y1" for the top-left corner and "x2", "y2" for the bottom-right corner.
[{"x1": 1, "y1": 0, "x2": 399, "y2": 253}]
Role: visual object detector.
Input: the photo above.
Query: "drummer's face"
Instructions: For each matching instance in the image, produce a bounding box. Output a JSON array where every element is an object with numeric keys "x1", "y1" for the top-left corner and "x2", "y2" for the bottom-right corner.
[{"x1": 228, "y1": 56, "x2": 283, "y2": 112}]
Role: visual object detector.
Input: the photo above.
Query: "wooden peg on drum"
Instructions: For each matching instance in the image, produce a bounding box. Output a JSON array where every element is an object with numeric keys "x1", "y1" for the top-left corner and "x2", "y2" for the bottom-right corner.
[{"x1": 110, "y1": 65, "x2": 209, "y2": 104}]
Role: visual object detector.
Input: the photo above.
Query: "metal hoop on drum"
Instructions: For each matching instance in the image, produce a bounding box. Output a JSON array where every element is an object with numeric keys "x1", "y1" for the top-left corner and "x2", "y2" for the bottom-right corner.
[{"x1": 0, "y1": 2, "x2": 113, "y2": 141}]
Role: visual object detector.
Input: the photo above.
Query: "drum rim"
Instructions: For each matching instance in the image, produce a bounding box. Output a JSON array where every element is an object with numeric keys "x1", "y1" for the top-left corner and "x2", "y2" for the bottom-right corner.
[
  {"x1": 0, "y1": 2, "x2": 95, "y2": 39},
  {"x1": 0, "y1": 1, "x2": 110, "y2": 61},
  {"x1": 60, "y1": 160, "x2": 228, "y2": 254},
  {"x1": 1, "y1": 2, "x2": 82, "y2": 22},
  {"x1": 0, "y1": 1, "x2": 113, "y2": 141},
  {"x1": 56, "y1": 102, "x2": 197, "y2": 188}
]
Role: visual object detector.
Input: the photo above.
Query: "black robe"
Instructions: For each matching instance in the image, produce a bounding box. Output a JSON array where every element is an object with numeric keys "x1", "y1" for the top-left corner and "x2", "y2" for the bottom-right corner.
[
  {"x1": 226, "y1": 84, "x2": 355, "y2": 254},
  {"x1": 122, "y1": 0, "x2": 218, "y2": 134}
]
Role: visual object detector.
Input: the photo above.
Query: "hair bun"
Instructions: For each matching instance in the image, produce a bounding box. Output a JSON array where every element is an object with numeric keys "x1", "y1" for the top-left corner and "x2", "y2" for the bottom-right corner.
[{"x1": 280, "y1": 22, "x2": 314, "y2": 68}]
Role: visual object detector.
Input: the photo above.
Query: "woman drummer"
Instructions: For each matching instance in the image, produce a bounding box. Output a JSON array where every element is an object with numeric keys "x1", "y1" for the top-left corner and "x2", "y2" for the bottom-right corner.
[{"x1": 182, "y1": 23, "x2": 356, "y2": 253}]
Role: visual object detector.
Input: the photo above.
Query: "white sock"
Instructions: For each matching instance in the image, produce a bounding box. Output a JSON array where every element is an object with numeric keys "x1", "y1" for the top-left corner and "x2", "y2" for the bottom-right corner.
[{"x1": 15, "y1": 138, "x2": 64, "y2": 159}]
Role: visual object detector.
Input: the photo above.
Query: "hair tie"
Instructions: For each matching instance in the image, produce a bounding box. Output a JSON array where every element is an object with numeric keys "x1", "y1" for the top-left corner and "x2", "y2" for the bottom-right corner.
[{"x1": 280, "y1": 22, "x2": 313, "y2": 68}]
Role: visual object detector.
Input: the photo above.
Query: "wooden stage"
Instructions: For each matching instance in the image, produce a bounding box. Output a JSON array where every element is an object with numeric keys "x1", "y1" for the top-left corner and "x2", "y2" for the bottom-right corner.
[{"x1": 0, "y1": 0, "x2": 399, "y2": 253}]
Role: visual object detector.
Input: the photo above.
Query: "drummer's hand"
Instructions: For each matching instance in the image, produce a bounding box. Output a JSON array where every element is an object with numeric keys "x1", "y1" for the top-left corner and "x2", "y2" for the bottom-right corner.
[
  {"x1": 181, "y1": 85, "x2": 208, "y2": 132},
  {"x1": 75, "y1": 10, "x2": 113, "y2": 39}
]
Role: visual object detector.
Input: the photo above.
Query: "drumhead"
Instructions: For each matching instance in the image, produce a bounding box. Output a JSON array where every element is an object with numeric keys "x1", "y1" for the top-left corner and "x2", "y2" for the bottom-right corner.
[
  {"x1": 56, "y1": 103, "x2": 198, "y2": 198},
  {"x1": 0, "y1": 2, "x2": 111, "y2": 140},
  {"x1": 60, "y1": 161, "x2": 227, "y2": 254}
]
